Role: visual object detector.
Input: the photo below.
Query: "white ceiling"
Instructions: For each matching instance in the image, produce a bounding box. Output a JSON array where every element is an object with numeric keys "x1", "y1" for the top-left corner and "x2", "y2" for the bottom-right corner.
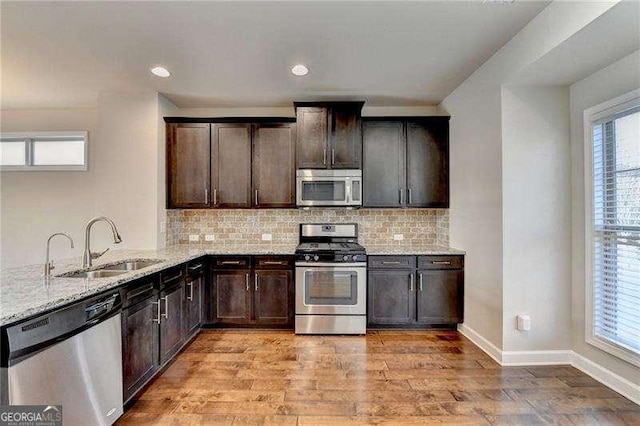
[{"x1": 1, "y1": 1, "x2": 550, "y2": 109}]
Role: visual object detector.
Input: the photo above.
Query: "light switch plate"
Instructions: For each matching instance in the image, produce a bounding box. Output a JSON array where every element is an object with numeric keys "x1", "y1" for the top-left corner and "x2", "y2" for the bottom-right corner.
[
  {"x1": 188, "y1": 234, "x2": 199, "y2": 242},
  {"x1": 393, "y1": 234, "x2": 404, "y2": 241},
  {"x1": 262, "y1": 233, "x2": 273, "y2": 241}
]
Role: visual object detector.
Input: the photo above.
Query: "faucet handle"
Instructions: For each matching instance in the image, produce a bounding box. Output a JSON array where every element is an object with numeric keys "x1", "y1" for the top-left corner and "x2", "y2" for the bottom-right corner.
[{"x1": 91, "y1": 248, "x2": 109, "y2": 260}]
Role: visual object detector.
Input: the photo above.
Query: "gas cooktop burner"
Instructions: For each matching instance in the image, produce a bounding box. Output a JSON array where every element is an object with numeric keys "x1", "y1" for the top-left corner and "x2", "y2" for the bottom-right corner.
[{"x1": 295, "y1": 223, "x2": 366, "y2": 263}]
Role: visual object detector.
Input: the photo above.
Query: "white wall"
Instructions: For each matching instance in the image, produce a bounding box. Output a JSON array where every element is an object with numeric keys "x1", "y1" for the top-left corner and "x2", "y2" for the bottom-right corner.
[
  {"x1": 570, "y1": 50, "x2": 640, "y2": 383},
  {"x1": 0, "y1": 108, "x2": 98, "y2": 268},
  {"x1": 157, "y1": 95, "x2": 179, "y2": 249},
  {"x1": 501, "y1": 85, "x2": 572, "y2": 351},
  {"x1": 1, "y1": 91, "x2": 163, "y2": 268}
]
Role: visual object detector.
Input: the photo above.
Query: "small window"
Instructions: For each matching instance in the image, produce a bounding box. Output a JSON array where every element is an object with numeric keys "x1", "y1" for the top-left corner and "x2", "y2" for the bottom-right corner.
[{"x1": 0, "y1": 132, "x2": 88, "y2": 171}]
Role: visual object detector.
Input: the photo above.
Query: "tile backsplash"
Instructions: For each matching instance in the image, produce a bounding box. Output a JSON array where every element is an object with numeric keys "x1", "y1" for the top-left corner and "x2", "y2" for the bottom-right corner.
[{"x1": 166, "y1": 209, "x2": 448, "y2": 247}]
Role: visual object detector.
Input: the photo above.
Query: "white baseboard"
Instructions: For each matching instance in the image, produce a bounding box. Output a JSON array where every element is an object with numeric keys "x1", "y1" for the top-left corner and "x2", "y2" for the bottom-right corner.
[
  {"x1": 572, "y1": 352, "x2": 640, "y2": 406},
  {"x1": 457, "y1": 323, "x2": 502, "y2": 364},
  {"x1": 456, "y1": 323, "x2": 640, "y2": 406},
  {"x1": 502, "y1": 350, "x2": 574, "y2": 366}
]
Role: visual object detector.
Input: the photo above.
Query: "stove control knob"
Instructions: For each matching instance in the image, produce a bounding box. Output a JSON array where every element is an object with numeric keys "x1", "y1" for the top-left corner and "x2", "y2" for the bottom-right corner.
[
  {"x1": 352, "y1": 255, "x2": 359, "y2": 261},
  {"x1": 304, "y1": 255, "x2": 311, "y2": 261},
  {"x1": 343, "y1": 255, "x2": 349, "y2": 261},
  {"x1": 313, "y1": 255, "x2": 320, "y2": 261}
]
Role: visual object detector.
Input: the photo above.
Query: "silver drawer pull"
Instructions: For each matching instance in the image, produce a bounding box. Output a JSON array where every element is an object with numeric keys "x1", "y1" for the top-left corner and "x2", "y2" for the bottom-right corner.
[
  {"x1": 221, "y1": 261, "x2": 242, "y2": 265},
  {"x1": 382, "y1": 261, "x2": 401, "y2": 265},
  {"x1": 432, "y1": 261, "x2": 452, "y2": 265},
  {"x1": 263, "y1": 261, "x2": 285, "y2": 265},
  {"x1": 151, "y1": 300, "x2": 161, "y2": 324}
]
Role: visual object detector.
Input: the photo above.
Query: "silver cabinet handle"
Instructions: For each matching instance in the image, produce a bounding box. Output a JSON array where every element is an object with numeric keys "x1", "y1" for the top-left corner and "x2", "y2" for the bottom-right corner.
[
  {"x1": 254, "y1": 273, "x2": 258, "y2": 292},
  {"x1": 323, "y1": 147, "x2": 327, "y2": 166},
  {"x1": 408, "y1": 188, "x2": 412, "y2": 205},
  {"x1": 263, "y1": 261, "x2": 285, "y2": 265},
  {"x1": 151, "y1": 300, "x2": 161, "y2": 324},
  {"x1": 255, "y1": 190, "x2": 259, "y2": 206},
  {"x1": 409, "y1": 273, "x2": 414, "y2": 291},
  {"x1": 382, "y1": 261, "x2": 401, "y2": 265},
  {"x1": 213, "y1": 188, "x2": 218, "y2": 206},
  {"x1": 331, "y1": 149, "x2": 335, "y2": 165},
  {"x1": 432, "y1": 261, "x2": 452, "y2": 265},
  {"x1": 161, "y1": 296, "x2": 169, "y2": 319},
  {"x1": 419, "y1": 273, "x2": 423, "y2": 291},
  {"x1": 399, "y1": 188, "x2": 403, "y2": 205},
  {"x1": 187, "y1": 282, "x2": 194, "y2": 301},
  {"x1": 204, "y1": 188, "x2": 209, "y2": 204},
  {"x1": 245, "y1": 273, "x2": 249, "y2": 291},
  {"x1": 220, "y1": 261, "x2": 242, "y2": 265}
]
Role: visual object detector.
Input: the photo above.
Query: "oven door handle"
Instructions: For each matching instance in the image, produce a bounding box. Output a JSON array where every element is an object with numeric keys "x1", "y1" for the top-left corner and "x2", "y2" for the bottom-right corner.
[{"x1": 295, "y1": 262, "x2": 367, "y2": 268}]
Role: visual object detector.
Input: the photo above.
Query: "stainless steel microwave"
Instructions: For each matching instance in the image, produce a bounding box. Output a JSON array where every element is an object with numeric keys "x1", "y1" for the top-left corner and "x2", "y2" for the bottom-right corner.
[{"x1": 296, "y1": 169, "x2": 362, "y2": 207}]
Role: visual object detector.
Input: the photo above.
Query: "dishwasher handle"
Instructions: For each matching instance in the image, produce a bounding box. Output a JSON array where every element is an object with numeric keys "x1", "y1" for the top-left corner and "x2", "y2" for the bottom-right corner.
[{"x1": 85, "y1": 293, "x2": 122, "y2": 323}]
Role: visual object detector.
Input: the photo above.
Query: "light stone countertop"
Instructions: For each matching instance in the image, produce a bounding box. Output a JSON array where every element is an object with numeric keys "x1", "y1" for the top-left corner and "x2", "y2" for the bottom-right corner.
[{"x1": 0, "y1": 242, "x2": 463, "y2": 327}]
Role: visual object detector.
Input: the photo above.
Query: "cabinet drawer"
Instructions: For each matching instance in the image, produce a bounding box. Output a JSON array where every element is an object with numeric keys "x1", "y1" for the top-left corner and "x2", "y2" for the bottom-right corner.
[
  {"x1": 160, "y1": 265, "x2": 185, "y2": 288},
  {"x1": 254, "y1": 256, "x2": 293, "y2": 270},
  {"x1": 418, "y1": 255, "x2": 464, "y2": 270},
  {"x1": 212, "y1": 256, "x2": 251, "y2": 269},
  {"x1": 368, "y1": 256, "x2": 416, "y2": 269},
  {"x1": 122, "y1": 275, "x2": 158, "y2": 308},
  {"x1": 187, "y1": 258, "x2": 206, "y2": 277}
]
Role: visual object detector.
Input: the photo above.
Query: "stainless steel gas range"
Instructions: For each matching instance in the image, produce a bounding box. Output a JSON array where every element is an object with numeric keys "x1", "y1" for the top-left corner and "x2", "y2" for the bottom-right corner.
[{"x1": 294, "y1": 223, "x2": 367, "y2": 335}]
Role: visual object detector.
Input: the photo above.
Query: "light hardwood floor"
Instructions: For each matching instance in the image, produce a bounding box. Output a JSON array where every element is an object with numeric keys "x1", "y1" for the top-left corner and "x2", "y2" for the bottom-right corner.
[{"x1": 118, "y1": 330, "x2": 640, "y2": 425}]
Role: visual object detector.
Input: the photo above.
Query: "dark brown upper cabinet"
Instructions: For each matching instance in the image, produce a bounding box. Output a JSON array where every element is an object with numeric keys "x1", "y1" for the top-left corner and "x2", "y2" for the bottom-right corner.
[
  {"x1": 212, "y1": 123, "x2": 252, "y2": 208},
  {"x1": 295, "y1": 102, "x2": 363, "y2": 169},
  {"x1": 166, "y1": 123, "x2": 211, "y2": 208},
  {"x1": 166, "y1": 118, "x2": 296, "y2": 209},
  {"x1": 363, "y1": 117, "x2": 449, "y2": 208},
  {"x1": 252, "y1": 123, "x2": 296, "y2": 208}
]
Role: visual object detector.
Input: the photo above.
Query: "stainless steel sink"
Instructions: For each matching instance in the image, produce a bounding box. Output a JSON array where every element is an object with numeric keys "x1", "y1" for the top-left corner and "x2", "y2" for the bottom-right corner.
[
  {"x1": 63, "y1": 270, "x2": 127, "y2": 279},
  {"x1": 103, "y1": 259, "x2": 163, "y2": 271},
  {"x1": 59, "y1": 259, "x2": 164, "y2": 278}
]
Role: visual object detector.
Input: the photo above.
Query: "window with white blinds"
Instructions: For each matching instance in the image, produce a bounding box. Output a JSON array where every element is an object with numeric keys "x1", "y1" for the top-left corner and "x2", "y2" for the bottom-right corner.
[{"x1": 587, "y1": 91, "x2": 640, "y2": 366}]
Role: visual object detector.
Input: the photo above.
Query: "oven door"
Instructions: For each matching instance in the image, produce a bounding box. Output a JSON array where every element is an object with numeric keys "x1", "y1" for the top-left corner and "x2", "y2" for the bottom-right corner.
[{"x1": 295, "y1": 263, "x2": 366, "y2": 315}]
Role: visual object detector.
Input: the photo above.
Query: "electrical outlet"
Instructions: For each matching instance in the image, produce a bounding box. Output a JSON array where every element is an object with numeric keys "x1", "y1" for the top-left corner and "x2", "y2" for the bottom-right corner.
[
  {"x1": 188, "y1": 234, "x2": 199, "y2": 242},
  {"x1": 393, "y1": 234, "x2": 404, "y2": 241},
  {"x1": 517, "y1": 315, "x2": 531, "y2": 331},
  {"x1": 205, "y1": 234, "x2": 215, "y2": 242},
  {"x1": 262, "y1": 233, "x2": 273, "y2": 241}
]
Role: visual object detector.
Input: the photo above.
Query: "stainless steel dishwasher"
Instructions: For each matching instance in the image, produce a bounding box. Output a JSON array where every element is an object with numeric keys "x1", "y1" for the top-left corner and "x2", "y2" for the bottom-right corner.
[{"x1": 6, "y1": 291, "x2": 124, "y2": 425}]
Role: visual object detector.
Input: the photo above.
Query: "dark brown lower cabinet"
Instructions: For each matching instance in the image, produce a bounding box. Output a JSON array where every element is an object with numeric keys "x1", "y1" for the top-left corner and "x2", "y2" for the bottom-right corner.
[
  {"x1": 185, "y1": 275, "x2": 203, "y2": 338},
  {"x1": 122, "y1": 295, "x2": 159, "y2": 403},
  {"x1": 159, "y1": 283, "x2": 185, "y2": 365},
  {"x1": 367, "y1": 255, "x2": 464, "y2": 328},
  {"x1": 254, "y1": 270, "x2": 293, "y2": 326},
  {"x1": 209, "y1": 256, "x2": 294, "y2": 328},
  {"x1": 211, "y1": 269, "x2": 252, "y2": 325}
]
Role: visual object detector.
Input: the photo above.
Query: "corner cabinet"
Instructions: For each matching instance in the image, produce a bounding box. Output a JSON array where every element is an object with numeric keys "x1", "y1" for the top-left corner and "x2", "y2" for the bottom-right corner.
[
  {"x1": 295, "y1": 102, "x2": 363, "y2": 169},
  {"x1": 367, "y1": 255, "x2": 463, "y2": 328},
  {"x1": 166, "y1": 119, "x2": 296, "y2": 209},
  {"x1": 208, "y1": 255, "x2": 294, "y2": 328},
  {"x1": 363, "y1": 117, "x2": 449, "y2": 208}
]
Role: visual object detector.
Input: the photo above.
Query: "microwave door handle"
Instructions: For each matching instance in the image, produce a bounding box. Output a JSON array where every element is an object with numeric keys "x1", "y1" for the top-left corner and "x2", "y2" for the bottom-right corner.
[{"x1": 346, "y1": 179, "x2": 352, "y2": 204}]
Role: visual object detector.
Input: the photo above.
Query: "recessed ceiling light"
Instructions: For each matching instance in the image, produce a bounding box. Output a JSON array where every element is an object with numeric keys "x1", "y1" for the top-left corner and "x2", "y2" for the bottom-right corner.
[
  {"x1": 150, "y1": 66, "x2": 171, "y2": 77},
  {"x1": 291, "y1": 64, "x2": 309, "y2": 76}
]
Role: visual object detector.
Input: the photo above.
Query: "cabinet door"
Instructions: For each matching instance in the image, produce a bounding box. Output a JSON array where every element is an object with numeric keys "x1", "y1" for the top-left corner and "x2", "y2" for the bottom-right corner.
[
  {"x1": 363, "y1": 121, "x2": 406, "y2": 207},
  {"x1": 254, "y1": 270, "x2": 293, "y2": 326},
  {"x1": 252, "y1": 123, "x2": 296, "y2": 208},
  {"x1": 167, "y1": 123, "x2": 210, "y2": 208},
  {"x1": 212, "y1": 123, "x2": 252, "y2": 208},
  {"x1": 296, "y1": 107, "x2": 328, "y2": 169},
  {"x1": 122, "y1": 296, "x2": 159, "y2": 402},
  {"x1": 406, "y1": 120, "x2": 449, "y2": 208},
  {"x1": 212, "y1": 270, "x2": 252, "y2": 325},
  {"x1": 330, "y1": 106, "x2": 361, "y2": 169},
  {"x1": 367, "y1": 270, "x2": 415, "y2": 325},
  {"x1": 416, "y1": 270, "x2": 463, "y2": 324},
  {"x1": 185, "y1": 275, "x2": 203, "y2": 338},
  {"x1": 159, "y1": 284, "x2": 185, "y2": 365}
]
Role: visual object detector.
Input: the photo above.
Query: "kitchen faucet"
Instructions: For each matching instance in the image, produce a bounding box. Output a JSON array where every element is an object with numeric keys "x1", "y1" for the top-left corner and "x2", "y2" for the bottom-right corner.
[
  {"x1": 81, "y1": 216, "x2": 122, "y2": 268},
  {"x1": 44, "y1": 233, "x2": 74, "y2": 277}
]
